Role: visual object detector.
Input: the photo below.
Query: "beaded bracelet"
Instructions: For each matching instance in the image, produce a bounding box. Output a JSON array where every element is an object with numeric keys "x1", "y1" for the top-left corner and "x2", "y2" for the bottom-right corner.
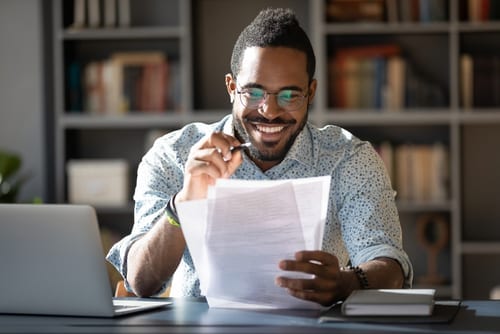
[
  {"x1": 165, "y1": 195, "x2": 180, "y2": 227},
  {"x1": 346, "y1": 265, "x2": 370, "y2": 289}
]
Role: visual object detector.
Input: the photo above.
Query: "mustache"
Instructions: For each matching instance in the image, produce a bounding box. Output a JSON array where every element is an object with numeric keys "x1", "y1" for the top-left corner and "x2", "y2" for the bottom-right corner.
[{"x1": 243, "y1": 116, "x2": 296, "y2": 125}]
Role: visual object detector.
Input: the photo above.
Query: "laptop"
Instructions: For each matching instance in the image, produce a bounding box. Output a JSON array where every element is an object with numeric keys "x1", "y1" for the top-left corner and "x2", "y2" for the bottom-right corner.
[{"x1": 0, "y1": 204, "x2": 172, "y2": 317}]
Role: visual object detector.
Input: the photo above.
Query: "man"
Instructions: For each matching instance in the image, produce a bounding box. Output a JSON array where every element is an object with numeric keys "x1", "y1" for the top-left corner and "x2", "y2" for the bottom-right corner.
[{"x1": 107, "y1": 8, "x2": 413, "y2": 307}]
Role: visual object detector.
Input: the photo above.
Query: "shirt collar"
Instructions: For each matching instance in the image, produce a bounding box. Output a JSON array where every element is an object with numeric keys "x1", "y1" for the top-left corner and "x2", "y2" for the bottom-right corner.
[{"x1": 283, "y1": 124, "x2": 315, "y2": 168}]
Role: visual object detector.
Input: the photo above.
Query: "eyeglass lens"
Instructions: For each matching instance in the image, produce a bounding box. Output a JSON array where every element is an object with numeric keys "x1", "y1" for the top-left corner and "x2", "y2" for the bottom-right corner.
[{"x1": 240, "y1": 87, "x2": 305, "y2": 111}]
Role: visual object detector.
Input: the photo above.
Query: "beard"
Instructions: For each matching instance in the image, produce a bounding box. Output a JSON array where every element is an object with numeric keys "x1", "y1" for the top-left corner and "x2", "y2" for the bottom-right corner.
[{"x1": 232, "y1": 110, "x2": 308, "y2": 163}]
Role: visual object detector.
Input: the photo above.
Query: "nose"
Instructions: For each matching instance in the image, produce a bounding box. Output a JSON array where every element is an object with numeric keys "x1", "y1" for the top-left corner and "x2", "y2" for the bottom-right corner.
[{"x1": 257, "y1": 93, "x2": 284, "y2": 119}]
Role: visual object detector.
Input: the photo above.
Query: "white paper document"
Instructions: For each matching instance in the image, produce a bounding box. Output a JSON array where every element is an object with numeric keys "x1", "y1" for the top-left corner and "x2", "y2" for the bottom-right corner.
[{"x1": 176, "y1": 176, "x2": 331, "y2": 309}]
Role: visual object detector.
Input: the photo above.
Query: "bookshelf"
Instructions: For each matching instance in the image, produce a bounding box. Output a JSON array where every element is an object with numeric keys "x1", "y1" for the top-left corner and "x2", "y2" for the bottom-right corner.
[{"x1": 50, "y1": 0, "x2": 500, "y2": 299}]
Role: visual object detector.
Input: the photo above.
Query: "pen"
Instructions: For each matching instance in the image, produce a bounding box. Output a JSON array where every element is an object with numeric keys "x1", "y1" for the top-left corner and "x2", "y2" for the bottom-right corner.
[{"x1": 229, "y1": 142, "x2": 252, "y2": 152}]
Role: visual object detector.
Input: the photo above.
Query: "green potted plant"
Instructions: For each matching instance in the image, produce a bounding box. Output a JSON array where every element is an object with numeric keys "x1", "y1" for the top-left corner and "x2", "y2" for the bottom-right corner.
[{"x1": 0, "y1": 150, "x2": 28, "y2": 203}]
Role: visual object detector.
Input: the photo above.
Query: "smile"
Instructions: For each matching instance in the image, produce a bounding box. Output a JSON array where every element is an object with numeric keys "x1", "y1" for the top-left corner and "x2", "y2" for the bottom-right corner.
[{"x1": 255, "y1": 125, "x2": 285, "y2": 133}]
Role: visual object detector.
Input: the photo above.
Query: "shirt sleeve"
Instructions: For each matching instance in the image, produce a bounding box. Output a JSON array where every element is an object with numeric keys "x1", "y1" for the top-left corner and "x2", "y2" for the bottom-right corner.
[
  {"x1": 105, "y1": 132, "x2": 186, "y2": 293},
  {"x1": 335, "y1": 141, "x2": 414, "y2": 287}
]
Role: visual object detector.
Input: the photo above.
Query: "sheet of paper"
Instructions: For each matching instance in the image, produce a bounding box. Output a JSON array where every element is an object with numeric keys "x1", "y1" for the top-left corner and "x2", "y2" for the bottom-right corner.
[{"x1": 176, "y1": 176, "x2": 331, "y2": 309}]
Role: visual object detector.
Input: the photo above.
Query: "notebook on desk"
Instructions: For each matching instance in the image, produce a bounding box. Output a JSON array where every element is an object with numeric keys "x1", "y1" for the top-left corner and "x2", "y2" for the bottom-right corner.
[{"x1": 0, "y1": 204, "x2": 171, "y2": 317}]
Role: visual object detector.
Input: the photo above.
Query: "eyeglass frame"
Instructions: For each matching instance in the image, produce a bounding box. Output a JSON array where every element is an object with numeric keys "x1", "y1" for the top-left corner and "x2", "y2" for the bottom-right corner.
[{"x1": 234, "y1": 80, "x2": 310, "y2": 112}]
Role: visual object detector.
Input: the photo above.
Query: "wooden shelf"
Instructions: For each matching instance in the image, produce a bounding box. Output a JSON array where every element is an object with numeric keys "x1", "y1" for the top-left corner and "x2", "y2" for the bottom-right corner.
[{"x1": 61, "y1": 26, "x2": 184, "y2": 40}]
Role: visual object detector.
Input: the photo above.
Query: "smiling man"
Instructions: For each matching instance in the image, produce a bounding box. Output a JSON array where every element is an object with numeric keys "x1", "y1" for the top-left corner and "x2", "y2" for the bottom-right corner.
[{"x1": 107, "y1": 8, "x2": 413, "y2": 307}]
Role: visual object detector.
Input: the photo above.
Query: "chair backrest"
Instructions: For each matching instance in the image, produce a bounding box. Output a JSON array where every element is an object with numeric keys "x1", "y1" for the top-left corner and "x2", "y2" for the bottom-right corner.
[
  {"x1": 114, "y1": 280, "x2": 171, "y2": 297},
  {"x1": 115, "y1": 280, "x2": 136, "y2": 297}
]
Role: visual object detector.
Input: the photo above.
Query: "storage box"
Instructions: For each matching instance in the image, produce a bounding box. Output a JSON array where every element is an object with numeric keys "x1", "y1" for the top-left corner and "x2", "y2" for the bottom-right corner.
[{"x1": 67, "y1": 160, "x2": 129, "y2": 206}]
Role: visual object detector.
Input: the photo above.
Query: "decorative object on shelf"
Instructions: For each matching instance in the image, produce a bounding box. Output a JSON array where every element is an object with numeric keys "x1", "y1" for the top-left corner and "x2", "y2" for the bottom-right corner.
[
  {"x1": 66, "y1": 159, "x2": 129, "y2": 206},
  {"x1": 416, "y1": 213, "x2": 449, "y2": 285}
]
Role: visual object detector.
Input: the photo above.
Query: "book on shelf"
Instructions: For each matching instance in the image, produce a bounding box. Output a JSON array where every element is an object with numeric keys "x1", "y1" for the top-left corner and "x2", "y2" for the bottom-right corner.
[
  {"x1": 83, "y1": 61, "x2": 103, "y2": 114},
  {"x1": 70, "y1": 0, "x2": 130, "y2": 29},
  {"x1": 466, "y1": 0, "x2": 500, "y2": 21},
  {"x1": 460, "y1": 54, "x2": 473, "y2": 109},
  {"x1": 329, "y1": 43, "x2": 447, "y2": 110},
  {"x1": 385, "y1": 0, "x2": 447, "y2": 23},
  {"x1": 67, "y1": 61, "x2": 83, "y2": 112},
  {"x1": 329, "y1": 44, "x2": 401, "y2": 109},
  {"x1": 385, "y1": 56, "x2": 405, "y2": 111},
  {"x1": 342, "y1": 0, "x2": 451, "y2": 23},
  {"x1": 72, "y1": 0, "x2": 86, "y2": 28},
  {"x1": 468, "y1": 0, "x2": 488, "y2": 22},
  {"x1": 473, "y1": 55, "x2": 500, "y2": 108},
  {"x1": 398, "y1": 0, "x2": 415, "y2": 22},
  {"x1": 78, "y1": 51, "x2": 170, "y2": 114},
  {"x1": 87, "y1": 0, "x2": 101, "y2": 28},
  {"x1": 392, "y1": 143, "x2": 449, "y2": 202},
  {"x1": 325, "y1": 0, "x2": 385, "y2": 23},
  {"x1": 418, "y1": 0, "x2": 446, "y2": 22},
  {"x1": 385, "y1": 0, "x2": 398, "y2": 23},
  {"x1": 110, "y1": 51, "x2": 168, "y2": 113},
  {"x1": 339, "y1": 289, "x2": 435, "y2": 316},
  {"x1": 103, "y1": 0, "x2": 117, "y2": 27},
  {"x1": 394, "y1": 143, "x2": 412, "y2": 201},
  {"x1": 460, "y1": 53, "x2": 500, "y2": 108},
  {"x1": 376, "y1": 141, "x2": 394, "y2": 186},
  {"x1": 429, "y1": 142, "x2": 449, "y2": 202},
  {"x1": 117, "y1": 0, "x2": 130, "y2": 27}
]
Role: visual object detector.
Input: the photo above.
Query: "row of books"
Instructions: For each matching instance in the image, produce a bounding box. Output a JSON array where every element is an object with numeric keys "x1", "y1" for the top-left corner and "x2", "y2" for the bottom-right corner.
[
  {"x1": 325, "y1": 0, "x2": 447, "y2": 23},
  {"x1": 72, "y1": 0, "x2": 131, "y2": 29},
  {"x1": 67, "y1": 51, "x2": 180, "y2": 114},
  {"x1": 461, "y1": 54, "x2": 500, "y2": 108},
  {"x1": 375, "y1": 142, "x2": 449, "y2": 202},
  {"x1": 463, "y1": 0, "x2": 500, "y2": 22},
  {"x1": 328, "y1": 44, "x2": 446, "y2": 110}
]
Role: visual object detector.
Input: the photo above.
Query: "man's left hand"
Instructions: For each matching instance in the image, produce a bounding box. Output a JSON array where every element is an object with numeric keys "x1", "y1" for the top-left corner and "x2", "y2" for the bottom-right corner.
[{"x1": 275, "y1": 250, "x2": 347, "y2": 306}]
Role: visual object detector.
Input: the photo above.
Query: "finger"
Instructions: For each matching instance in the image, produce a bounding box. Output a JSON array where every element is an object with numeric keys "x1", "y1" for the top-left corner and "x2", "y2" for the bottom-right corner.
[
  {"x1": 285, "y1": 287, "x2": 336, "y2": 307},
  {"x1": 188, "y1": 147, "x2": 231, "y2": 178},
  {"x1": 294, "y1": 250, "x2": 339, "y2": 266},
  {"x1": 276, "y1": 275, "x2": 336, "y2": 292},
  {"x1": 204, "y1": 132, "x2": 242, "y2": 160},
  {"x1": 276, "y1": 276, "x2": 339, "y2": 306},
  {"x1": 186, "y1": 158, "x2": 223, "y2": 180},
  {"x1": 279, "y1": 258, "x2": 338, "y2": 278}
]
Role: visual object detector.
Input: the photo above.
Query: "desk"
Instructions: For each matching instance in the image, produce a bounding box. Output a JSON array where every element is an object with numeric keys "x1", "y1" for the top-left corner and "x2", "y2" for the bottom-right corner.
[{"x1": 1, "y1": 298, "x2": 499, "y2": 334}]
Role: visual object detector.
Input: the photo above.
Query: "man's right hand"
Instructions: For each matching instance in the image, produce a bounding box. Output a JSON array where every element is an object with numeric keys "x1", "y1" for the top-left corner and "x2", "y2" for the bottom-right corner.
[{"x1": 176, "y1": 131, "x2": 244, "y2": 203}]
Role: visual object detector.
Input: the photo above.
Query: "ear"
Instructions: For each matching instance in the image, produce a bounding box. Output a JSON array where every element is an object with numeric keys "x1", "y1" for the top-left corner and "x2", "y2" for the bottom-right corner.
[
  {"x1": 225, "y1": 73, "x2": 236, "y2": 103},
  {"x1": 307, "y1": 79, "x2": 318, "y2": 105}
]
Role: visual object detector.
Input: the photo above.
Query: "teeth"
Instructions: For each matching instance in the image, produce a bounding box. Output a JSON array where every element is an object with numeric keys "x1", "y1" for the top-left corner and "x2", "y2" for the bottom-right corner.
[{"x1": 256, "y1": 125, "x2": 284, "y2": 133}]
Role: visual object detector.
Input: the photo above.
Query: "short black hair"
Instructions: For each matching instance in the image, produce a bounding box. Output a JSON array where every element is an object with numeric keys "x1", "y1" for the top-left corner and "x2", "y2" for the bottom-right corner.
[{"x1": 230, "y1": 8, "x2": 315, "y2": 82}]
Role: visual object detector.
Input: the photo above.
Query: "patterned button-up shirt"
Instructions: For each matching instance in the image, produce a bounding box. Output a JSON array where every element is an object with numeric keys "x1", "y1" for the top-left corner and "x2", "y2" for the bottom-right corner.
[{"x1": 106, "y1": 114, "x2": 413, "y2": 296}]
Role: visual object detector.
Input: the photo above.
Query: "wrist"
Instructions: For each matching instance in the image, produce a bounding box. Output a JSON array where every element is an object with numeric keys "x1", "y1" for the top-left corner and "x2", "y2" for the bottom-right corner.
[
  {"x1": 340, "y1": 265, "x2": 370, "y2": 300},
  {"x1": 165, "y1": 194, "x2": 180, "y2": 227},
  {"x1": 344, "y1": 265, "x2": 370, "y2": 290}
]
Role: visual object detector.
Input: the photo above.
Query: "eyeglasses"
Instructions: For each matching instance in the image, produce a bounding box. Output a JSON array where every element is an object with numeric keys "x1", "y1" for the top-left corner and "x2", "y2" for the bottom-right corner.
[{"x1": 235, "y1": 83, "x2": 308, "y2": 112}]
